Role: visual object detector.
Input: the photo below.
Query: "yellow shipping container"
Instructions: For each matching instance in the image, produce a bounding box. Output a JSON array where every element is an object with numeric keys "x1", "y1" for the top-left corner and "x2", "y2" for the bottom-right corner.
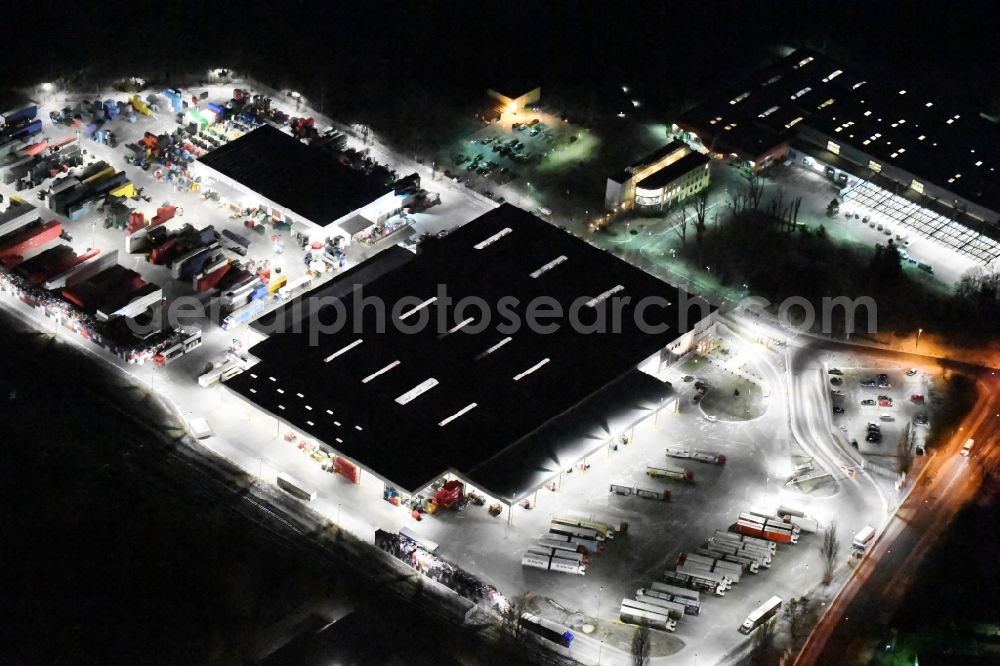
[{"x1": 267, "y1": 275, "x2": 288, "y2": 294}]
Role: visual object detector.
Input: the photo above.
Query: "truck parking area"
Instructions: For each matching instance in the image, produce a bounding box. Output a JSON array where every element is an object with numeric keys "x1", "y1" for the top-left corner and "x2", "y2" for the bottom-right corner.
[{"x1": 0, "y1": 79, "x2": 898, "y2": 665}]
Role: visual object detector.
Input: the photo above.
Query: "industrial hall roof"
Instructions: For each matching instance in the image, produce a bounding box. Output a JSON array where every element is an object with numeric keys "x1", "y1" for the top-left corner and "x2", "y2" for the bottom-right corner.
[
  {"x1": 225, "y1": 205, "x2": 709, "y2": 501},
  {"x1": 196, "y1": 124, "x2": 392, "y2": 227}
]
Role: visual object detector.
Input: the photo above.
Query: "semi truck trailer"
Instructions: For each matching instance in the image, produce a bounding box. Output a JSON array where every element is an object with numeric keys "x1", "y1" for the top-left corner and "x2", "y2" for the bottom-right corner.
[
  {"x1": 619, "y1": 599, "x2": 677, "y2": 632},
  {"x1": 739, "y1": 596, "x2": 782, "y2": 634},
  {"x1": 646, "y1": 465, "x2": 694, "y2": 482},
  {"x1": 637, "y1": 587, "x2": 701, "y2": 616},
  {"x1": 661, "y1": 569, "x2": 726, "y2": 596},
  {"x1": 713, "y1": 529, "x2": 777, "y2": 553}
]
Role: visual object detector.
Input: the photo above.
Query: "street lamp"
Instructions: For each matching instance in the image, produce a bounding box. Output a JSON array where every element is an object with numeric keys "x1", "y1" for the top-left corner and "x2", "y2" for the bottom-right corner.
[{"x1": 915, "y1": 328, "x2": 923, "y2": 351}]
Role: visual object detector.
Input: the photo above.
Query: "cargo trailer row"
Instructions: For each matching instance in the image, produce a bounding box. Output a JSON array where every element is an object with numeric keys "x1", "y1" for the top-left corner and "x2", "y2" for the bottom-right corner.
[
  {"x1": 619, "y1": 598, "x2": 677, "y2": 632},
  {"x1": 609, "y1": 481, "x2": 670, "y2": 502},
  {"x1": 637, "y1": 582, "x2": 701, "y2": 615},
  {"x1": 521, "y1": 548, "x2": 586, "y2": 575}
]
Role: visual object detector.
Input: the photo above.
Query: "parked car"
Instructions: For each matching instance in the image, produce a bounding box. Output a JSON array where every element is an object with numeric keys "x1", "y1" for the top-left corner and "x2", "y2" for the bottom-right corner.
[
  {"x1": 681, "y1": 375, "x2": 695, "y2": 382},
  {"x1": 860, "y1": 379, "x2": 877, "y2": 387},
  {"x1": 861, "y1": 399, "x2": 876, "y2": 406},
  {"x1": 830, "y1": 377, "x2": 844, "y2": 386},
  {"x1": 833, "y1": 406, "x2": 845, "y2": 414},
  {"x1": 914, "y1": 413, "x2": 929, "y2": 426},
  {"x1": 866, "y1": 432, "x2": 882, "y2": 443},
  {"x1": 906, "y1": 368, "x2": 918, "y2": 376},
  {"x1": 867, "y1": 422, "x2": 881, "y2": 432},
  {"x1": 878, "y1": 397, "x2": 893, "y2": 407},
  {"x1": 911, "y1": 394, "x2": 925, "y2": 403},
  {"x1": 879, "y1": 414, "x2": 895, "y2": 421},
  {"x1": 828, "y1": 368, "x2": 843, "y2": 375}
]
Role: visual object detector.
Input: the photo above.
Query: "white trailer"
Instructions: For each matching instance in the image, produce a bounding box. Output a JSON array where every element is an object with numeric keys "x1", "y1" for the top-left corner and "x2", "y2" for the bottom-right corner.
[
  {"x1": 522, "y1": 550, "x2": 586, "y2": 575},
  {"x1": 549, "y1": 522, "x2": 603, "y2": 543},
  {"x1": 609, "y1": 481, "x2": 634, "y2": 496},
  {"x1": 661, "y1": 570, "x2": 726, "y2": 597},
  {"x1": 646, "y1": 465, "x2": 694, "y2": 482},
  {"x1": 552, "y1": 515, "x2": 616, "y2": 540},
  {"x1": 789, "y1": 515, "x2": 820, "y2": 533},
  {"x1": 664, "y1": 445, "x2": 692, "y2": 459},
  {"x1": 697, "y1": 547, "x2": 760, "y2": 573},
  {"x1": 704, "y1": 541, "x2": 770, "y2": 568},
  {"x1": 739, "y1": 596, "x2": 782, "y2": 634},
  {"x1": 713, "y1": 529, "x2": 777, "y2": 553},
  {"x1": 634, "y1": 594, "x2": 685, "y2": 620},
  {"x1": 852, "y1": 524, "x2": 876, "y2": 553},
  {"x1": 649, "y1": 581, "x2": 700, "y2": 603},
  {"x1": 197, "y1": 357, "x2": 248, "y2": 387},
  {"x1": 676, "y1": 564, "x2": 733, "y2": 588},
  {"x1": 541, "y1": 532, "x2": 602, "y2": 554},
  {"x1": 635, "y1": 486, "x2": 670, "y2": 502},
  {"x1": 276, "y1": 473, "x2": 316, "y2": 501},
  {"x1": 680, "y1": 558, "x2": 741, "y2": 584},
  {"x1": 692, "y1": 449, "x2": 727, "y2": 465},
  {"x1": 637, "y1": 587, "x2": 700, "y2": 616},
  {"x1": 619, "y1": 600, "x2": 677, "y2": 632},
  {"x1": 529, "y1": 547, "x2": 586, "y2": 567}
]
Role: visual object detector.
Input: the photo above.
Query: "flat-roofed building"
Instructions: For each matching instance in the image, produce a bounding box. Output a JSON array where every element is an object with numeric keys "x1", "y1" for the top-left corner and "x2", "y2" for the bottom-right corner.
[{"x1": 606, "y1": 141, "x2": 710, "y2": 212}]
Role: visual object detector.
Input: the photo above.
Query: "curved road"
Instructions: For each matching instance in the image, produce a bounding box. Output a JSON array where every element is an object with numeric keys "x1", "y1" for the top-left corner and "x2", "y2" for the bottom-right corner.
[{"x1": 794, "y1": 374, "x2": 998, "y2": 665}]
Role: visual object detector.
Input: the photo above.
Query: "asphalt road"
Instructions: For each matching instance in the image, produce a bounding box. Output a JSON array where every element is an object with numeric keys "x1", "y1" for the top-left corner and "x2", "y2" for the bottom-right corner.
[{"x1": 794, "y1": 374, "x2": 998, "y2": 665}]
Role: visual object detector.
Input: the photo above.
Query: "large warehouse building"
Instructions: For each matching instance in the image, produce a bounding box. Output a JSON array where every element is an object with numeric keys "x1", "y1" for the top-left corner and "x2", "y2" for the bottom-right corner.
[
  {"x1": 192, "y1": 124, "x2": 403, "y2": 244},
  {"x1": 224, "y1": 204, "x2": 715, "y2": 507},
  {"x1": 676, "y1": 49, "x2": 1000, "y2": 263}
]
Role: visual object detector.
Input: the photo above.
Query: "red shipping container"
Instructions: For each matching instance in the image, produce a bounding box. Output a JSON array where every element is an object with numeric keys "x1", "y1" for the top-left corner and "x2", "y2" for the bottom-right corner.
[{"x1": 334, "y1": 456, "x2": 360, "y2": 484}]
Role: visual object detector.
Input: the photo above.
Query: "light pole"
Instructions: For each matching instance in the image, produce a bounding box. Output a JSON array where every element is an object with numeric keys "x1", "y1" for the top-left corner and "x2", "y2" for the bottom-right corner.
[
  {"x1": 596, "y1": 584, "x2": 603, "y2": 619},
  {"x1": 915, "y1": 328, "x2": 923, "y2": 352}
]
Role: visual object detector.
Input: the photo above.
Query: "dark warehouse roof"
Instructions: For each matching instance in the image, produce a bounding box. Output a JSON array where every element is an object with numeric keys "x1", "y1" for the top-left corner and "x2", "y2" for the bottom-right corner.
[
  {"x1": 225, "y1": 205, "x2": 709, "y2": 500},
  {"x1": 197, "y1": 124, "x2": 392, "y2": 226}
]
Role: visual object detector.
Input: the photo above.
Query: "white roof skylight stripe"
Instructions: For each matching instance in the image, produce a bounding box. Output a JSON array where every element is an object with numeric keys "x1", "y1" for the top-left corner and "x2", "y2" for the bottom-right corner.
[
  {"x1": 438, "y1": 403, "x2": 478, "y2": 427},
  {"x1": 395, "y1": 378, "x2": 439, "y2": 405},
  {"x1": 529, "y1": 255, "x2": 568, "y2": 278},
  {"x1": 585, "y1": 284, "x2": 625, "y2": 308},
  {"x1": 475, "y1": 336, "x2": 513, "y2": 360},
  {"x1": 446, "y1": 317, "x2": 475, "y2": 334},
  {"x1": 474, "y1": 227, "x2": 512, "y2": 250},
  {"x1": 362, "y1": 360, "x2": 401, "y2": 384},
  {"x1": 324, "y1": 338, "x2": 363, "y2": 363},
  {"x1": 513, "y1": 358, "x2": 550, "y2": 381},
  {"x1": 399, "y1": 296, "x2": 438, "y2": 321}
]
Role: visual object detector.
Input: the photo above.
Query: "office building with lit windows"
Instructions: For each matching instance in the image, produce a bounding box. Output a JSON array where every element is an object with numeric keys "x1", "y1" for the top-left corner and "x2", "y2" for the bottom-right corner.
[{"x1": 605, "y1": 140, "x2": 710, "y2": 212}]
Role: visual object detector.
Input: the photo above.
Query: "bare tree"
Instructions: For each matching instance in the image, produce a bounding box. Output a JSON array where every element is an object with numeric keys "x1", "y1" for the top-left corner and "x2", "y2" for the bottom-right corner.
[
  {"x1": 673, "y1": 203, "x2": 689, "y2": 246},
  {"x1": 499, "y1": 592, "x2": 532, "y2": 642},
  {"x1": 746, "y1": 172, "x2": 765, "y2": 210},
  {"x1": 783, "y1": 597, "x2": 815, "y2": 640},
  {"x1": 750, "y1": 617, "x2": 777, "y2": 665},
  {"x1": 820, "y1": 522, "x2": 841, "y2": 585},
  {"x1": 631, "y1": 625, "x2": 652, "y2": 666},
  {"x1": 692, "y1": 190, "x2": 709, "y2": 264}
]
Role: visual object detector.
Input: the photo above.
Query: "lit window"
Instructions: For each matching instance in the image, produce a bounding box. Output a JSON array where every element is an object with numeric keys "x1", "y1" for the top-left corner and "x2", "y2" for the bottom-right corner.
[
  {"x1": 757, "y1": 106, "x2": 779, "y2": 119},
  {"x1": 823, "y1": 69, "x2": 843, "y2": 82},
  {"x1": 826, "y1": 141, "x2": 840, "y2": 155},
  {"x1": 729, "y1": 92, "x2": 750, "y2": 105},
  {"x1": 795, "y1": 56, "x2": 814, "y2": 68},
  {"x1": 925, "y1": 102, "x2": 933, "y2": 107},
  {"x1": 868, "y1": 160, "x2": 882, "y2": 173},
  {"x1": 816, "y1": 98, "x2": 835, "y2": 110},
  {"x1": 911, "y1": 180, "x2": 924, "y2": 194},
  {"x1": 898, "y1": 89, "x2": 907, "y2": 95},
  {"x1": 784, "y1": 116, "x2": 803, "y2": 129}
]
